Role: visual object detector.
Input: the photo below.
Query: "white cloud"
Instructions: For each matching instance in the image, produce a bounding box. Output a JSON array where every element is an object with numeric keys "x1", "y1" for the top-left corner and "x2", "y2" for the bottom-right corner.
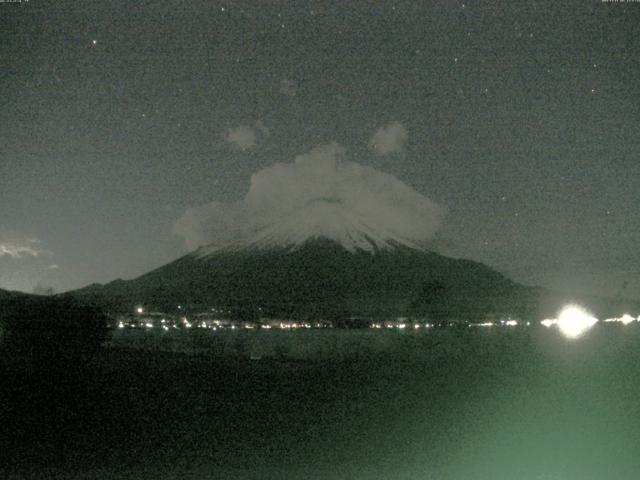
[
  {"x1": 369, "y1": 121, "x2": 409, "y2": 155},
  {"x1": 0, "y1": 228, "x2": 49, "y2": 259},
  {"x1": 174, "y1": 201, "x2": 249, "y2": 251},
  {"x1": 224, "y1": 120, "x2": 270, "y2": 151},
  {"x1": 175, "y1": 142, "x2": 445, "y2": 250}
]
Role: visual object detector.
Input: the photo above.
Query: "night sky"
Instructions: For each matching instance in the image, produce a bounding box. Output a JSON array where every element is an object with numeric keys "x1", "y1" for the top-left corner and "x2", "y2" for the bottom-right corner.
[{"x1": 2, "y1": 0, "x2": 639, "y2": 299}]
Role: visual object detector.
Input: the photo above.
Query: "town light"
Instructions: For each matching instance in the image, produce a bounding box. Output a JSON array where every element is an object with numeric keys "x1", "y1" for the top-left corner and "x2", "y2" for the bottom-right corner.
[{"x1": 556, "y1": 305, "x2": 598, "y2": 339}]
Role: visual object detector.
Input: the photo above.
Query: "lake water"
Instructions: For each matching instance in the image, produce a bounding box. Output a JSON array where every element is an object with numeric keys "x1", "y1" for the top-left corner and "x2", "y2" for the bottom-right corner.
[{"x1": 3, "y1": 324, "x2": 640, "y2": 479}]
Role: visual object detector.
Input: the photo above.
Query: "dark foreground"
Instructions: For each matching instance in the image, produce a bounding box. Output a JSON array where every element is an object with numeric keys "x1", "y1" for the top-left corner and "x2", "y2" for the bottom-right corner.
[{"x1": 2, "y1": 326, "x2": 640, "y2": 480}]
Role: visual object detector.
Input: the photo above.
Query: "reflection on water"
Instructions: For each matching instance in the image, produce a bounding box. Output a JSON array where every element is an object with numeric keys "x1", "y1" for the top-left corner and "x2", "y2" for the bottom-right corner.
[
  {"x1": 8, "y1": 313, "x2": 640, "y2": 480},
  {"x1": 107, "y1": 323, "x2": 640, "y2": 479},
  {"x1": 108, "y1": 304, "x2": 640, "y2": 363}
]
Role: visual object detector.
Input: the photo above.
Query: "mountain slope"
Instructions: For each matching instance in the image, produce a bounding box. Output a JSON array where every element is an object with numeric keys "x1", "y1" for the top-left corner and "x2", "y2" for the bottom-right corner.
[
  {"x1": 0, "y1": 288, "x2": 31, "y2": 303},
  {"x1": 71, "y1": 237, "x2": 566, "y2": 321}
]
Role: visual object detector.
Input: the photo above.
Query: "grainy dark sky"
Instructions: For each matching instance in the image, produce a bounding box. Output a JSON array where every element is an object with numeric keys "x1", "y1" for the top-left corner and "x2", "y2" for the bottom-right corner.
[{"x1": 1, "y1": 0, "x2": 639, "y2": 299}]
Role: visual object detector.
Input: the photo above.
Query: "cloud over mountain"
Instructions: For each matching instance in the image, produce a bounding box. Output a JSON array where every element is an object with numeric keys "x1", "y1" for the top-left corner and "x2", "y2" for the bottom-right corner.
[{"x1": 174, "y1": 143, "x2": 445, "y2": 251}]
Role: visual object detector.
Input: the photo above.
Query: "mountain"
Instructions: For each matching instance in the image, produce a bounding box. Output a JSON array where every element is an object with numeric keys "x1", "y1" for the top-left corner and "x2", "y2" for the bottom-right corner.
[
  {"x1": 0, "y1": 288, "x2": 30, "y2": 302},
  {"x1": 68, "y1": 198, "x2": 640, "y2": 323},
  {"x1": 196, "y1": 200, "x2": 427, "y2": 256},
  {"x1": 0, "y1": 289, "x2": 108, "y2": 356},
  {"x1": 67, "y1": 233, "x2": 604, "y2": 323}
]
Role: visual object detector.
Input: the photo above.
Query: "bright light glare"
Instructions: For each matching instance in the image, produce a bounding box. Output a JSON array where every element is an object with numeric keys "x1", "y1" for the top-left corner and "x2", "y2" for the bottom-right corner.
[
  {"x1": 604, "y1": 314, "x2": 635, "y2": 325},
  {"x1": 619, "y1": 314, "x2": 635, "y2": 325},
  {"x1": 556, "y1": 305, "x2": 598, "y2": 339},
  {"x1": 469, "y1": 322, "x2": 493, "y2": 327},
  {"x1": 540, "y1": 319, "x2": 556, "y2": 328},
  {"x1": 505, "y1": 320, "x2": 518, "y2": 326}
]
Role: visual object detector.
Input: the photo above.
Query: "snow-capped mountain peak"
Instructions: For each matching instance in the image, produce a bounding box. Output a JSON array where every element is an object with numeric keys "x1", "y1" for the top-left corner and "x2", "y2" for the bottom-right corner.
[{"x1": 196, "y1": 199, "x2": 425, "y2": 257}]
